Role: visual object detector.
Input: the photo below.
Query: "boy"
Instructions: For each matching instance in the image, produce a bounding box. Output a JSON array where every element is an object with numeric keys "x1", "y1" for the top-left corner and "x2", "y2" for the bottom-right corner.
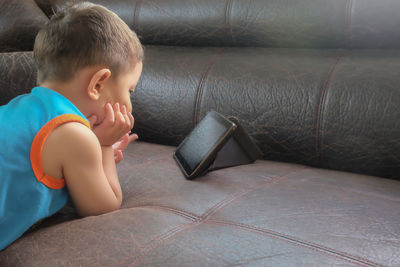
[{"x1": 0, "y1": 2, "x2": 144, "y2": 250}]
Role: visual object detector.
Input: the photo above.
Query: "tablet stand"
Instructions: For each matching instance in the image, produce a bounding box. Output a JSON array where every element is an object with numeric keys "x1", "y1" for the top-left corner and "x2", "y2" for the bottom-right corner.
[{"x1": 208, "y1": 117, "x2": 263, "y2": 171}]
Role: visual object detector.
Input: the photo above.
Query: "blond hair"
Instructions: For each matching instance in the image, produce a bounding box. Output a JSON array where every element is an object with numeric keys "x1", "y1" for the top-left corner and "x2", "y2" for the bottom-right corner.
[{"x1": 34, "y1": 1, "x2": 144, "y2": 84}]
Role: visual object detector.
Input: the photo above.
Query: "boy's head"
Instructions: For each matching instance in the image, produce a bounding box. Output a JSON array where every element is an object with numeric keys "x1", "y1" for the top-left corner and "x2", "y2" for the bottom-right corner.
[
  {"x1": 33, "y1": 2, "x2": 144, "y2": 124},
  {"x1": 34, "y1": 1, "x2": 144, "y2": 85}
]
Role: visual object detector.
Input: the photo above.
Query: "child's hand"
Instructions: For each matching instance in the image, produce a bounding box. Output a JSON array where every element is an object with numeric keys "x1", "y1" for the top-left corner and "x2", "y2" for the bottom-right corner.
[
  {"x1": 88, "y1": 103, "x2": 134, "y2": 146},
  {"x1": 112, "y1": 132, "x2": 138, "y2": 163}
]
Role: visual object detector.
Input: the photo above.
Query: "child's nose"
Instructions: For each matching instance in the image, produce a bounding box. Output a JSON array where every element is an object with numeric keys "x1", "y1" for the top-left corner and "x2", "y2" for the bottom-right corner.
[{"x1": 126, "y1": 103, "x2": 133, "y2": 113}]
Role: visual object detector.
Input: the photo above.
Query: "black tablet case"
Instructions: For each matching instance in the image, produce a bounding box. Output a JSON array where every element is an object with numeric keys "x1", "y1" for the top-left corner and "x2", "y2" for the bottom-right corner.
[{"x1": 208, "y1": 116, "x2": 263, "y2": 171}]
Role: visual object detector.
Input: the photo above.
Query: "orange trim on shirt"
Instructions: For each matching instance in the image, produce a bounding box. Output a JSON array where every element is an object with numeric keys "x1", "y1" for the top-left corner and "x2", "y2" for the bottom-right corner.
[{"x1": 30, "y1": 114, "x2": 90, "y2": 190}]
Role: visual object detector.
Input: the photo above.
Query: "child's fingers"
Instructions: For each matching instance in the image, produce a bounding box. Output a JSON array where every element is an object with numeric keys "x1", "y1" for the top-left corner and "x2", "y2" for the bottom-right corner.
[
  {"x1": 118, "y1": 133, "x2": 130, "y2": 150},
  {"x1": 87, "y1": 115, "x2": 97, "y2": 129},
  {"x1": 114, "y1": 102, "x2": 123, "y2": 121},
  {"x1": 126, "y1": 134, "x2": 138, "y2": 148},
  {"x1": 112, "y1": 140, "x2": 121, "y2": 150},
  {"x1": 128, "y1": 133, "x2": 138, "y2": 144},
  {"x1": 104, "y1": 103, "x2": 115, "y2": 126},
  {"x1": 112, "y1": 133, "x2": 137, "y2": 151},
  {"x1": 114, "y1": 150, "x2": 123, "y2": 163},
  {"x1": 118, "y1": 150, "x2": 124, "y2": 162},
  {"x1": 128, "y1": 112, "x2": 134, "y2": 130},
  {"x1": 116, "y1": 133, "x2": 138, "y2": 151},
  {"x1": 119, "y1": 105, "x2": 132, "y2": 133},
  {"x1": 120, "y1": 133, "x2": 138, "y2": 149},
  {"x1": 113, "y1": 102, "x2": 119, "y2": 113},
  {"x1": 123, "y1": 107, "x2": 133, "y2": 132},
  {"x1": 114, "y1": 103, "x2": 127, "y2": 128}
]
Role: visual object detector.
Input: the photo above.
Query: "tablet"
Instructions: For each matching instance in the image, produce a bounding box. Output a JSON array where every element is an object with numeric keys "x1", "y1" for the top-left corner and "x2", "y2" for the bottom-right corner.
[{"x1": 174, "y1": 111, "x2": 236, "y2": 179}]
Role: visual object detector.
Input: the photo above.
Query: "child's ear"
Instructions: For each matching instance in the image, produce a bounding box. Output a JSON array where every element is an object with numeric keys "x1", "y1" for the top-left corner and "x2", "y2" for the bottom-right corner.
[{"x1": 87, "y1": 68, "x2": 111, "y2": 100}]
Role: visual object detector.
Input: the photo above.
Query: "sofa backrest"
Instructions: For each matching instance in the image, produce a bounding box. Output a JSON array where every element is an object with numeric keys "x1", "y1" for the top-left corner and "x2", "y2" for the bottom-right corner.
[
  {"x1": 0, "y1": 0, "x2": 399, "y2": 179},
  {"x1": 3, "y1": 0, "x2": 400, "y2": 50},
  {"x1": 106, "y1": 0, "x2": 400, "y2": 49}
]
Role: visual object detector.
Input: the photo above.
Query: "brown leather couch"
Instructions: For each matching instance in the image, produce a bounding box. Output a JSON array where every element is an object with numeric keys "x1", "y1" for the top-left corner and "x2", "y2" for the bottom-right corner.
[{"x1": 1, "y1": 0, "x2": 399, "y2": 266}]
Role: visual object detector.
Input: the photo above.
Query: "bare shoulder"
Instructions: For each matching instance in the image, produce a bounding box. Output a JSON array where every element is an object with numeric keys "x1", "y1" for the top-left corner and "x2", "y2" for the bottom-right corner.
[
  {"x1": 52, "y1": 122, "x2": 97, "y2": 143},
  {"x1": 43, "y1": 122, "x2": 101, "y2": 179},
  {"x1": 52, "y1": 122, "x2": 99, "y2": 146},
  {"x1": 48, "y1": 121, "x2": 99, "y2": 151}
]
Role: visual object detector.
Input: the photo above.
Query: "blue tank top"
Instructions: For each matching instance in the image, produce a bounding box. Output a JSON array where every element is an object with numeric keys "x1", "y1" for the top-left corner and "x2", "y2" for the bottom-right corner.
[{"x1": 0, "y1": 86, "x2": 90, "y2": 251}]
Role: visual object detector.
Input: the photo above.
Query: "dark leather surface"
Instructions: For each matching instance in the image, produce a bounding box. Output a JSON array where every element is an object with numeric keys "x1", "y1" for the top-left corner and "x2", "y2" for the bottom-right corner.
[
  {"x1": 132, "y1": 46, "x2": 400, "y2": 179},
  {"x1": 0, "y1": 52, "x2": 37, "y2": 105},
  {"x1": 34, "y1": 0, "x2": 65, "y2": 17},
  {"x1": 0, "y1": 0, "x2": 48, "y2": 52},
  {"x1": 2, "y1": 0, "x2": 400, "y2": 51},
  {"x1": 1, "y1": 142, "x2": 399, "y2": 266},
  {"x1": 0, "y1": 0, "x2": 399, "y2": 265},
  {"x1": 84, "y1": 0, "x2": 400, "y2": 49}
]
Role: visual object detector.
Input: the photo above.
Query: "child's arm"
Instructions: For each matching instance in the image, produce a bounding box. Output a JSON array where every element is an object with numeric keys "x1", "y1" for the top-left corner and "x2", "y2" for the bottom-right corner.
[
  {"x1": 100, "y1": 145, "x2": 122, "y2": 206},
  {"x1": 44, "y1": 103, "x2": 133, "y2": 217}
]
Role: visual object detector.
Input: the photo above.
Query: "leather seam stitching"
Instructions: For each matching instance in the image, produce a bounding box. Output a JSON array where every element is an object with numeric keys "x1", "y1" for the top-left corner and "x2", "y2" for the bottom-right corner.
[
  {"x1": 133, "y1": 0, "x2": 143, "y2": 34},
  {"x1": 129, "y1": 223, "x2": 198, "y2": 266},
  {"x1": 199, "y1": 168, "x2": 309, "y2": 222},
  {"x1": 116, "y1": 168, "x2": 307, "y2": 266},
  {"x1": 131, "y1": 205, "x2": 199, "y2": 221},
  {"x1": 315, "y1": 56, "x2": 342, "y2": 164},
  {"x1": 193, "y1": 49, "x2": 225, "y2": 126},
  {"x1": 225, "y1": 0, "x2": 235, "y2": 45},
  {"x1": 193, "y1": 62, "x2": 212, "y2": 125},
  {"x1": 116, "y1": 223, "x2": 190, "y2": 266},
  {"x1": 346, "y1": 0, "x2": 353, "y2": 46},
  {"x1": 206, "y1": 220, "x2": 383, "y2": 267}
]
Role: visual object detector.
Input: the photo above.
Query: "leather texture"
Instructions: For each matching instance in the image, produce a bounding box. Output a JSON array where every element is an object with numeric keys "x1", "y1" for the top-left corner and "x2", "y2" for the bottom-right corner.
[
  {"x1": 1, "y1": 142, "x2": 399, "y2": 266},
  {"x1": 132, "y1": 46, "x2": 400, "y2": 179},
  {"x1": 0, "y1": 52, "x2": 37, "y2": 105},
  {"x1": 0, "y1": 0, "x2": 399, "y2": 266},
  {"x1": 64, "y1": 0, "x2": 400, "y2": 49},
  {"x1": 1, "y1": 0, "x2": 400, "y2": 50},
  {"x1": 0, "y1": 0, "x2": 48, "y2": 52}
]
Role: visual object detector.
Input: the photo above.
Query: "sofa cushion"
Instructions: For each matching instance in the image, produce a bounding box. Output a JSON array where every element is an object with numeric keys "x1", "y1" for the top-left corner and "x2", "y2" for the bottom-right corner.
[
  {"x1": 1, "y1": 142, "x2": 399, "y2": 266},
  {"x1": 0, "y1": 0, "x2": 48, "y2": 52}
]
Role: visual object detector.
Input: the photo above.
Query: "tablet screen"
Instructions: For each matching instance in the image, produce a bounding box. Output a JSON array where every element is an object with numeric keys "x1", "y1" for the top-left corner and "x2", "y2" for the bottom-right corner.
[{"x1": 175, "y1": 111, "x2": 235, "y2": 176}]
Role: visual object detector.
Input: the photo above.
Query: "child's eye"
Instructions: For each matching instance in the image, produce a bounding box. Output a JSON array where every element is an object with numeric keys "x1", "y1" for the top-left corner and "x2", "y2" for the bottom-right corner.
[{"x1": 129, "y1": 86, "x2": 136, "y2": 94}]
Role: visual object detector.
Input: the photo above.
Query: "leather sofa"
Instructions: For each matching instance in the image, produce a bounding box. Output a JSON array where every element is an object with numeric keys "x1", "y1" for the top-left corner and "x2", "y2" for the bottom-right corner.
[{"x1": 1, "y1": 0, "x2": 399, "y2": 266}]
